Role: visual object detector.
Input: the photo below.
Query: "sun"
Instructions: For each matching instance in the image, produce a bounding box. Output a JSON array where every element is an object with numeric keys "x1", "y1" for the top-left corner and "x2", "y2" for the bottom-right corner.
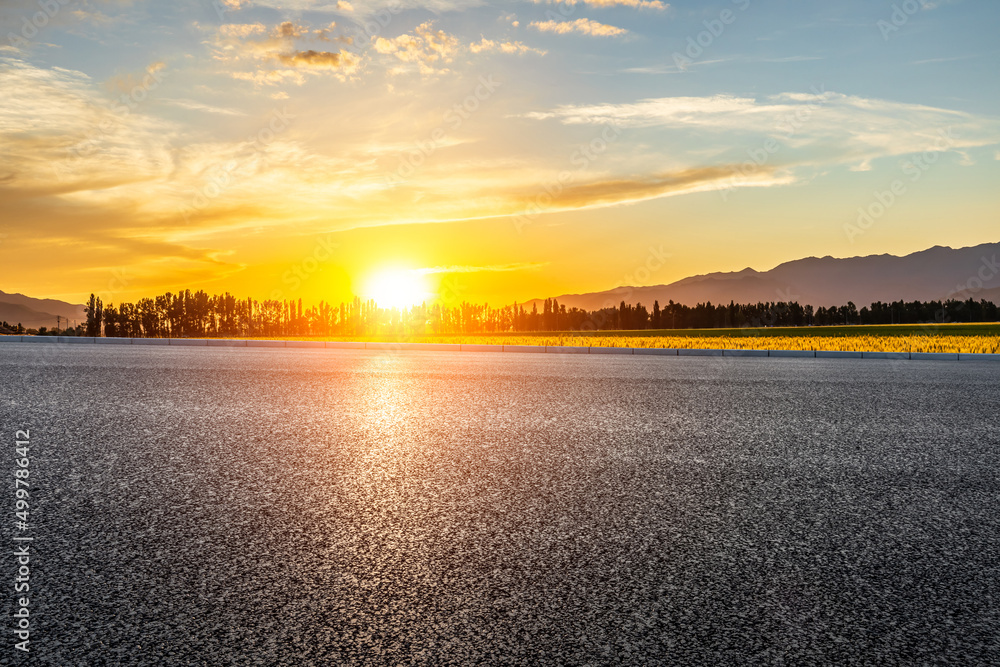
[{"x1": 361, "y1": 268, "x2": 432, "y2": 310}]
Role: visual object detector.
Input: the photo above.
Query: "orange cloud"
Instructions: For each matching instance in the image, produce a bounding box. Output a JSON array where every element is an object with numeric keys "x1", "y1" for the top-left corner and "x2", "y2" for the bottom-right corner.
[
  {"x1": 530, "y1": 18, "x2": 628, "y2": 37},
  {"x1": 213, "y1": 19, "x2": 360, "y2": 83},
  {"x1": 275, "y1": 50, "x2": 358, "y2": 69},
  {"x1": 373, "y1": 21, "x2": 460, "y2": 75},
  {"x1": 469, "y1": 38, "x2": 546, "y2": 56}
]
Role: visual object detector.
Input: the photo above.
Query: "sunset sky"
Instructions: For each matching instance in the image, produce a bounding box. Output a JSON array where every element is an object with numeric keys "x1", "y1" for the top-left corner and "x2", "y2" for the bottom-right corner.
[{"x1": 1, "y1": 0, "x2": 998, "y2": 308}]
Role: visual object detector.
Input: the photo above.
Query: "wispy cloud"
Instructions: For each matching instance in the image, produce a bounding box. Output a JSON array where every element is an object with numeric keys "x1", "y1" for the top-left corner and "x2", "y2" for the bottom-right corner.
[
  {"x1": 531, "y1": 18, "x2": 628, "y2": 37},
  {"x1": 530, "y1": 0, "x2": 667, "y2": 9},
  {"x1": 504, "y1": 166, "x2": 784, "y2": 213},
  {"x1": 0, "y1": 57, "x2": 174, "y2": 198},
  {"x1": 524, "y1": 91, "x2": 1000, "y2": 171},
  {"x1": 371, "y1": 162, "x2": 786, "y2": 226},
  {"x1": 218, "y1": 23, "x2": 267, "y2": 38},
  {"x1": 912, "y1": 54, "x2": 980, "y2": 65},
  {"x1": 161, "y1": 98, "x2": 247, "y2": 116},
  {"x1": 247, "y1": 0, "x2": 486, "y2": 12},
  {"x1": 469, "y1": 38, "x2": 546, "y2": 56},
  {"x1": 623, "y1": 55, "x2": 822, "y2": 74}
]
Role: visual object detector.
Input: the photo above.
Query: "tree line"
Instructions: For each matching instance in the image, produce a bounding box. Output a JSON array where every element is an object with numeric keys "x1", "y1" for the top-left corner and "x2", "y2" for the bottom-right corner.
[{"x1": 50, "y1": 290, "x2": 998, "y2": 338}]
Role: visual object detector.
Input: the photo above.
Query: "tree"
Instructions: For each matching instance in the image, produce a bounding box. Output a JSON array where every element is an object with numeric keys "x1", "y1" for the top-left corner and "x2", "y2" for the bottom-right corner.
[
  {"x1": 85, "y1": 294, "x2": 103, "y2": 337},
  {"x1": 85, "y1": 294, "x2": 97, "y2": 336}
]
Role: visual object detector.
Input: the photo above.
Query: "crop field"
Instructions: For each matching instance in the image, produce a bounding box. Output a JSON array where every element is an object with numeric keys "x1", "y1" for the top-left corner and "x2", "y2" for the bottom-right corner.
[{"x1": 295, "y1": 323, "x2": 1000, "y2": 354}]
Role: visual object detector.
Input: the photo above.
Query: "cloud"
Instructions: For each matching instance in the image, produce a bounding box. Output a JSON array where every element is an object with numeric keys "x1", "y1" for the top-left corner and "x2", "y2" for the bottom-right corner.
[
  {"x1": 0, "y1": 57, "x2": 244, "y2": 278},
  {"x1": 219, "y1": 23, "x2": 267, "y2": 38},
  {"x1": 469, "y1": 38, "x2": 546, "y2": 56},
  {"x1": 274, "y1": 21, "x2": 306, "y2": 38},
  {"x1": 623, "y1": 55, "x2": 822, "y2": 75},
  {"x1": 211, "y1": 19, "x2": 360, "y2": 83},
  {"x1": 0, "y1": 57, "x2": 365, "y2": 237},
  {"x1": 0, "y1": 57, "x2": 174, "y2": 198},
  {"x1": 912, "y1": 54, "x2": 978, "y2": 65},
  {"x1": 523, "y1": 91, "x2": 1000, "y2": 171},
  {"x1": 506, "y1": 167, "x2": 777, "y2": 214},
  {"x1": 530, "y1": 0, "x2": 666, "y2": 8},
  {"x1": 0, "y1": 0, "x2": 138, "y2": 43},
  {"x1": 525, "y1": 94, "x2": 756, "y2": 125},
  {"x1": 314, "y1": 22, "x2": 354, "y2": 43},
  {"x1": 104, "y1": 62, "x2": 167, "y2": 95},
  {"x1": 275, "y1": 49, "x2": 359, "y2": 69},
  {"x1": 372, "y1": 158, "x2": 785, "y2": 226},
  {"x1": 214, "y1": 16, "x2": 541, "y2": 81},
  {"x1": 370, "y1": 22, "x2": 547, "y2": 74},
  {"x1": 231, "y1": 69, "x2": 307, "y2": 86},
  {"x1": 530, "y1": 18, "x2": 628, "y2": 37},
  {"x1": 248, "y1": 0, "x2": 486, "y2": 12},
  {"x1": 161, "y1": 98, "x2": 248, "y2": 116},
  {"x1": 373, "y1": 21, "x2": 460, "y2": 74}
]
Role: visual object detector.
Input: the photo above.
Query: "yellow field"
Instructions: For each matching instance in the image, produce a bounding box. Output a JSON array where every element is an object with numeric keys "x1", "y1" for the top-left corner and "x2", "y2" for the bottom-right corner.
[{"x1": 315, "y1": 334, "x2": 1000, "y2": 354}]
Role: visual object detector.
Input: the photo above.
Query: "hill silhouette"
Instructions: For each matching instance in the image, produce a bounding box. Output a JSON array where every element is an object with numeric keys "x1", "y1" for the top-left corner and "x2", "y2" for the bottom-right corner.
[
  {"x1": 0, "y1": 290, "x2": 87, "y2": 328},
  {"x1": 530, "y1": 242, "x2": 1000, "y2": 310}
]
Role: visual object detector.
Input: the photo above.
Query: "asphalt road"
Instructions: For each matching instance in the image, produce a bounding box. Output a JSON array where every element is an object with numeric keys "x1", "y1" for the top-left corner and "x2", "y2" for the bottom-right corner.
[{"x1": 2, "y1": 345, "x2": 999, "y2": 665}]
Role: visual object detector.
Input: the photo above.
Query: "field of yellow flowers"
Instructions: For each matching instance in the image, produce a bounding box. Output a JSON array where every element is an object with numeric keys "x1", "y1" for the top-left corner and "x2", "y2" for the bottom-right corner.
[
  {"x1": 316, "y1": 324, "x2": 1000, "y2": 354},
  {"x1": 417, "y1": 334, "x2": 999, "y2": 354}
]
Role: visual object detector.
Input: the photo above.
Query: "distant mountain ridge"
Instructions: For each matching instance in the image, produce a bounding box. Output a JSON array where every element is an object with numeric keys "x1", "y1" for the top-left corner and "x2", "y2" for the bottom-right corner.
[
  {"x1": 530, "y1": 242, "x2": 1000, "y2": 311},
  {"x1": 0, "y1": 290, "x2": 87, "y2": 328},
  {"x1": 4, "y1": 242, "x2": 999, "y2": 327}
]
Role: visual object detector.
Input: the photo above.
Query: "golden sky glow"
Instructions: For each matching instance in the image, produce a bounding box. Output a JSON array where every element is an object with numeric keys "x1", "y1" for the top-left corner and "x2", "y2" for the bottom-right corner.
[
  {"x1": 1, "y1": 0, "x2": 998, "y2": 308},
  {"x1": 360, "y1": 267, "x2": 434, "y2": 309}
]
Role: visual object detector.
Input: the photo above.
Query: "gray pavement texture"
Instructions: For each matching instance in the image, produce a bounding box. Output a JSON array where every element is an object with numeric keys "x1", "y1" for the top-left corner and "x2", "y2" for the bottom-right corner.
[{"x1": 1, "y1": 345, "x2": 999, "y2": 666}]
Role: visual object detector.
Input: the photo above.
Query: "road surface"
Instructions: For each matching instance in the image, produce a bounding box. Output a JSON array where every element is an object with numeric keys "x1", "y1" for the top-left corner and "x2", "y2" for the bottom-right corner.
[{"x1": 2, "y1": 345, "x2": 998, "y2": 665}]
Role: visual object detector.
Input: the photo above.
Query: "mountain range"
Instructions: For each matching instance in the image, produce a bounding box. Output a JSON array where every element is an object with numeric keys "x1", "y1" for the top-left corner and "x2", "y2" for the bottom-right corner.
[
  {"x1": 529, "y1": 242, "x2": 1000, "y2": 311},
  {"x1": 3, "y1": 242, "x2": 999, "y2": 327},
  {"x1": 0, "y1": 291, "x2": 88, "y2": 329}
]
